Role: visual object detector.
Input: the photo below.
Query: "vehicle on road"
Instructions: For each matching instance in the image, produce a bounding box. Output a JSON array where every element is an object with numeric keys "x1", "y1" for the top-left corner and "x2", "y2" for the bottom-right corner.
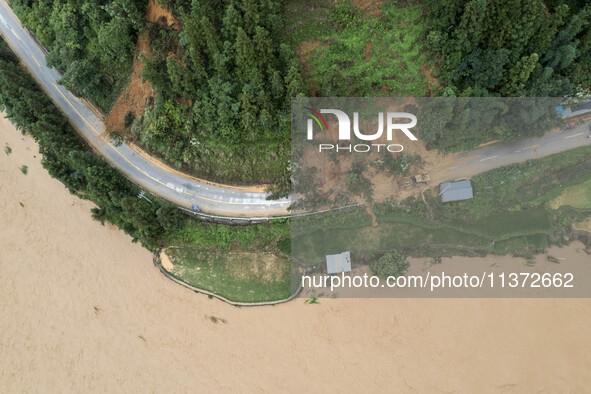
[{"x1": 562, "y1": 121, "x2": 577, "y2": 130}]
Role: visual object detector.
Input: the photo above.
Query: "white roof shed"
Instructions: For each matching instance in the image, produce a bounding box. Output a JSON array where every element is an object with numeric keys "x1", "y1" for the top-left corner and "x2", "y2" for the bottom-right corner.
[{"x1": 326, "y1": 251, "x2": 352, "y2": 274}]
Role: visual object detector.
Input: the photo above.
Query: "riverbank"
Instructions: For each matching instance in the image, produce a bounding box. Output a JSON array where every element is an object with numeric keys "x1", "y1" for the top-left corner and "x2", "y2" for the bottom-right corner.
[{"x1": 1, "y1": 116, "x2": 591, "y2": 392}]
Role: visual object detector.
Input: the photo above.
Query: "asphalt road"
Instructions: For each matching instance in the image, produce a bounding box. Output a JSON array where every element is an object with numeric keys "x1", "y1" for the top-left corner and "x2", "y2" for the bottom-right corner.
[
  {"x1": 1, "y1": 0, "x2": 590, "y2": 217},
  {"x1": 436, "y1": 122, "x2": 591, "y2": 182},
  {"x1": 0, "y1": 0, "x2": 291, "y2": 218}
]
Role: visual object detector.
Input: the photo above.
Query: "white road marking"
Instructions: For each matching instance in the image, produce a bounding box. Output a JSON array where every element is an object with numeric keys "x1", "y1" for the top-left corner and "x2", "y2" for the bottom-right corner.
[
  {"x1": 565, "y1": 132, "x2": 583, "y2": 139},
  {"x1": 514, "y1": 150, "x2": 522, "y2": 153},
  {"x1": 479, "y1": 155, "x2": 498, "y2": 162}
]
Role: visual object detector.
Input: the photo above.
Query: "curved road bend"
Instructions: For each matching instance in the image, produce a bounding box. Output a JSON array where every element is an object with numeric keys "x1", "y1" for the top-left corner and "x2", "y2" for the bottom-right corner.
[
  {"x1": 1, "y1": 0, "x2": 590, "y2": 215},
  {"x1": 0, "y1": 0, "x2": 291, "y2": 217}
]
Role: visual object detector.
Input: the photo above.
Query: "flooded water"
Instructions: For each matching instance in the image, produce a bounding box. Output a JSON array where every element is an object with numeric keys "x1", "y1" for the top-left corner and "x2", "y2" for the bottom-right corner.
[{"x1": 1, "y1": 116, "x2": 590, "y2": 392}]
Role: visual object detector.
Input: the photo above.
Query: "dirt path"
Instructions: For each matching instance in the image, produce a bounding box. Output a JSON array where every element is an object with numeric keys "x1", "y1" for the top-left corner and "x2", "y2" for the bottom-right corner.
[{"x1": 366, "y1": 205, "x2": 378, "y2": 226}]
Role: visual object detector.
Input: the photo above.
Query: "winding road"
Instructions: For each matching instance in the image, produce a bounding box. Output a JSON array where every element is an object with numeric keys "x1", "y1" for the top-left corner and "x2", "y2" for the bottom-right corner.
[
  {"x1": 0, "y1": 0, "x2": 291, "y2": 217},
  {"x1": 1, "y1": 0, "x2": 590, "y2": 218}
]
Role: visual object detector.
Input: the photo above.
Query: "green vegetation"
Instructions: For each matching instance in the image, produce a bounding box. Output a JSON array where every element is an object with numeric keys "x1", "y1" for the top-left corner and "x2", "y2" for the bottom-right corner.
[
  {"x1": 124, "y1": 111, "x2": 135, "y2": 128},
  {"x1": 345, "y1": 160, "x2": 373, "y2": 200},
  {"x1": 370, "y1": 250, "x2": 409, "y2": 279},
  {"x1": 19, "y1": 165, "x2": 28, "y2": 175},
  {"x1": 4, "y1": 144, "x2": 11, "y2": 155},
  {"x1": 133, "y1": 0, "x2": 302, "y2": 187},
  {"x1": 11, "y1": 0, "x2": 146, "y2": 110},
  {"x1": 419, "y1": 0, "x2": 591, "y2": 151},
  {"x1": 167, "y1": 218, "x2": 289, "y2": 252},
  {"x1": 380, "y1": 152, "x2": 422, "y2": 175},
  {"x1": 293, "y1": 213, "x2": 492, "y2": 262},
  {"x1": 285, "y1": 0, "x2": 433, "y2": 96},
  {"x1": 293, "y1": 146, "x2": 591, "y2": 262},
  {"x1": 418, "y1": 98, "x2": 561, "y2": 152},
  {"x1": 164, "y1": 247, "x2": 291, "y2": 303},
  {"x1": 0, "y1": 38, "x2": 292, "y2": 257},
  {"x1": 277, "y1": 238, "x2": 291, "y2": 255},
  {"x1": 454, "y1": 146, "x2": 591, "y2": 219},
  {"x1": 551, "y1": 177, "x2": 591, "y2": 209},
  {"x1": 0, "y1": 36, "x2": 294, "y2": 302},
  {"x1": 0, "y1": 38, "x2": 184, "y2": 249},
  {"x1": 427, "y1": 0, "x2": 591, "y2": 96}
]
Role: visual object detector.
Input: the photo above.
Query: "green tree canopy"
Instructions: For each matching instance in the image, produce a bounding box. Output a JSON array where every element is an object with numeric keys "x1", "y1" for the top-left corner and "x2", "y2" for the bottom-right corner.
[{"x1": 370, "y1": 250, "x2": 410, "y2": 279}]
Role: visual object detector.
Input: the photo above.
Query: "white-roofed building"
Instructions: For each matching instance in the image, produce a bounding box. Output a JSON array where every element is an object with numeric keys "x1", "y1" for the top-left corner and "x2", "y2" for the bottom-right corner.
[{"x1": 326, "y1": 251, "x2": 352, "y2": 274}]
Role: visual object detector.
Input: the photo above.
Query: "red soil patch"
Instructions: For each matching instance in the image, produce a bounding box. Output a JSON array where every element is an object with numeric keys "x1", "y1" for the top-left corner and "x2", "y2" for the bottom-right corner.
[
  {"x1": 364, "y1": 42, "x2": 373, "y2": 62},
  {"x1": 105, "y1": 0, "x2": 179, "y2": 135},
  {"x1": 146, "y1": 0, "x2": 179, "y2": 28},
  {"x1": 352, "y1": 0, "x2": 383, "y2": 18},
  {"x1": 420, "y1": 62, "x2": 440, "y2": 97},
  {"x1": 105, "y1": 35, "x2": 153, "y2": 135},
  {"x1": 328, "y1": 161, "x2": 341, "y2": 182},
  {"x1": 299, "y1": 98, "x2": 463, "y2": 205},
  {"x1": 296, "y1": 40, "x2": 322, "y2": 97}
]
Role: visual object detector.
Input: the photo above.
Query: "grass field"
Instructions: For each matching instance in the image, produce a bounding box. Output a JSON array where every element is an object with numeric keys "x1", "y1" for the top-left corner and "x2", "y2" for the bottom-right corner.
[
  {"x1": 293, "y1": 219, "x2": 492, "y2": 262},
  {"x1": 573, "y1": 218, "x2": 591, "y2": 233},
  {"x1": 285, "y1": 0, "x2": 435, "y2": 96},
  {"x1": 292, "y1": 208, "x2": 552, "y2": 262},
  {"x1": 551, "y1": 177, "x2": 591, "y2": 210},
  {"x1": 163, "y1": 248, "x2": 292, "y2": 303}
]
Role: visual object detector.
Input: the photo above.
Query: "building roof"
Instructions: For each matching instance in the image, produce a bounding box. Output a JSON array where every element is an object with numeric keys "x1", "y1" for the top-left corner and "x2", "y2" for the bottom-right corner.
[
  {"x1": 556, "y1": 99, "x2": 591, "y2": 118},
  {"x1": 326, "y1": 251, "x2": 352, "y2": 274},
  {"x1": 440, "y1": 180, "x2": 473, "y2": 203}
]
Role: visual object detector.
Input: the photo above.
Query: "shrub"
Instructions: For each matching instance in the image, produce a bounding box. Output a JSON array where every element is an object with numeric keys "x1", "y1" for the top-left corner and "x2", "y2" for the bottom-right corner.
[
  {"x1": 370, "y1": 250, "x2": 409, "y2": 279},
  {"x1": 124, "y1": 111, "x2": 135, "y2": 128}
]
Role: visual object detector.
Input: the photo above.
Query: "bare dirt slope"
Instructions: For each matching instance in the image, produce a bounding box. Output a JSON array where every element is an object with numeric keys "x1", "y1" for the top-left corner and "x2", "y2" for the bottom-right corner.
[
  {"x1": 104, "y1": 35, "x2": 152, "y2": 136},
  {"x1": 1, "y1": 116, "x2": 590, "y2": 392},
  {"x1": 105, "y1": 0, "x2": 178, "y2": 135}
]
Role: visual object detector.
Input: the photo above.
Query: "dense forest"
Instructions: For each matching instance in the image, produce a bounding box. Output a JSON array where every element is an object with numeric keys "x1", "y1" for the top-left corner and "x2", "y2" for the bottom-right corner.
[
  {"x1": 134, "y1": 0, "x2": 303, "y2": 186},
  {"x1": 0, "y1": 38, "x2": 184, "y2": 249},
  {"x1": 421, "y1": 0, "x2": 591, "y2": 150},
  {"x1": 11, "y1": 0, "x2": 146, "y2": 110},
  {"x1": 426, "y1": 0, "x2": 591, "y2": 97},
  {"x1": 6, "y1": 0, "x2": 591, "y2": 189},
  {"x1": 0, "y1": 37, "x2": 289, "y2": 251},
  {"x1": 418, "y1": 98, "x2": 562, "y2": 152},
  {"x1": 136, "y1": 0, "x2": 591, "y2": 178}
]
